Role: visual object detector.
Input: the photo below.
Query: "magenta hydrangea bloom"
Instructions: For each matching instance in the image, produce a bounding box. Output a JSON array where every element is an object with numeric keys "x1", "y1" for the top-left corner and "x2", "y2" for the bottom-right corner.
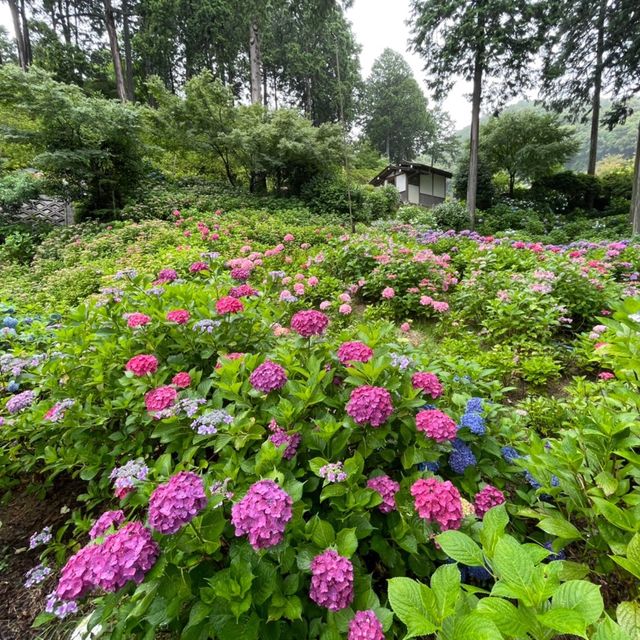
[
  {"x1": 144, "y1": 386, "x2": 177, "y2": 412},
  {"x1": 148, "y1": 471, "x2": 208, "y2": 534},
  {"x1": 337, "y1": 341, "x2": 374, "y2": 366},
  {"x1": 126, "y1": 354, "x2": 158, "y2": 376},
  {"x1": 268, "y1": 420, "x2": 301, "y2": 459},
  {"x1": 171, "y1": 372, "x2": 191, "y2": 388},
  {"x1": 412, "y1": 372, "x2": 444, "y2": 399},
  {"x1": 216, "y1": 296, "x2": 244, "y2": 314},
  {"x1": 89, "y1": 510, "x2": 125, "y2": 540},
  {"x1": 231, "y1": 479, "x2": 293, "y2": 550},
  {"x1": 250, "y1": 361, "x2": 288, "y2": 393},
  {"x1": 348, "y1": 610, "x2": 385, "y2": 640},
  {"x1": 166, "y1": 309, "x2": 190, "y2": 324},
  {"x1": 189, "y1": 261, "x2": 208, "y2": 273},
  {"x1": 290, "y1": 310, "x2": 330, "y2": 337},
  {"x1": 416, "y1": 409, "x2": 457, "y2": 443},
  {"x1": 310, "y1": 549, "x2": 354, "y2": 611},
  {"x1": 155, "y1": 268, "x2": 178, "y2": 284},
  {"x1": 411, "y1": 478, "x2": 463, "y2": 531},
  {"x1": 55, "y1": 544, "x2": 99, "y2": 601},
  {"x1": 474, "y1": 485, "x2": 506, "y2": 518},
  {"x1": 230, "y1": 267, "x2": 251, "y2": 281},
  {"x1": 367, "y1": 475, "x2": 400, "y2": 513},
  {"x1": 229, "y1": 284, "x2": 258, "y2": 298},
  {"x1": 126, "y1": 312, "x2": 151, "y2": 328},
  {"x1": 91, "y1": 522, "x2": 158, "y2": 593},
  {"x1": 346, "y1": 386, "x2": 393, "y2": 427}
]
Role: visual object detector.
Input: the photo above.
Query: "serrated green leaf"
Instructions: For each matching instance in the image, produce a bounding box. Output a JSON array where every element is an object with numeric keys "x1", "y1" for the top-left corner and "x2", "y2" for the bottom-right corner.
[
  {"x1": 476, "y1": 597, "x2": 531, "y2": 636},
  {"x1": 336, "y1": 528, "x2": 358, "y2": 558},
  {"x1": 387, "y1": 577, "x2": 437, "y2": 639},
  {"x1": 437, "y1": 530, "x2": 485, "y2": 567},
  {"x1": 430, "y1": 563, "x2": 460, "y2": 623},
  {"x1": 537, "y1": 608, "x2": 587, "y2": 638},
  {"x1": 552, "y1": 580, "x2": 604, "y2": 626},
  {"x1": 479, "y1": 504, "x2": 508, "y2": 557},
  {"x1": 537, "y1": 515, "x2": 582, "y2": 540},
  {"x1": 617, "y1": 601, "x2": 640, "y2": 638}
]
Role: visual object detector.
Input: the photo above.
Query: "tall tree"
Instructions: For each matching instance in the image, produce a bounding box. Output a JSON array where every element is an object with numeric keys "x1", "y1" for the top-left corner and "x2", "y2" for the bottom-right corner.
[
  {"x1": 410, "y1": 0, "x2": 542, "y2": 228},
  {"x1": 5, "y1": 0, "x2": 30, "y2": 70},
  {"x1": 540, "y1": 0, "x2": 619, "y2": 176},
  {"x1": 102, "y1": 0, "x2": 127, "y2": 101},
  {"x1": 480, "y1": 109, "x2": 579, "y2": 196},
  {"x1": 362, "y1": 49, "x2": 435, "y2": 163}
]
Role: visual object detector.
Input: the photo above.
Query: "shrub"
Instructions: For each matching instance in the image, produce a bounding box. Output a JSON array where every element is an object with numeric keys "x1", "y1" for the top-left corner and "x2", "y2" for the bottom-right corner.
[
  {"x1": 0, "y1": 171, "x2": 42, "y2": 215},
  {"x1": 431, "y1": 201, "x2": 469, "y2": 231}
]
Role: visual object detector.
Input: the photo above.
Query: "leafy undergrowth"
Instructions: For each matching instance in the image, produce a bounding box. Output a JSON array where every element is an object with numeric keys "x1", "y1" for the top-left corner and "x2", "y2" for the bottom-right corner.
[{"x1": 0, "y1": 210, "x2": 639, "y2": 639}]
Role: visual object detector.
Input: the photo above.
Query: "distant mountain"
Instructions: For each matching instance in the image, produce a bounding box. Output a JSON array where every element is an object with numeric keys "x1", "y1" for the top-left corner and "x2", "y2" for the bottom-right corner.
[{"x1": 456, "y1": 99, "x2": 639, "y2": 172}]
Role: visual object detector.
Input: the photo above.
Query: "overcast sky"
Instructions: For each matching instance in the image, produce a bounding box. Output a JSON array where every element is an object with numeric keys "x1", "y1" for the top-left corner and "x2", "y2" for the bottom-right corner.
[{"x1": 0, "y1": 0, "x2": 473, "y2": 128}]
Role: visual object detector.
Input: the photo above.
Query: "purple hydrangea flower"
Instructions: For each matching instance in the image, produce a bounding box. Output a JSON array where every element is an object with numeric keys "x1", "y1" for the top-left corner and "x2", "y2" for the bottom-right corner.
[
  {"x1": 348, "y1": 610, "x2": 385, "y2": 640},
  {"x1": 6, "y1": 389, "x2": 36, "y2": 414},
  {"x1": 29, "y1": 526, "x2": 52, "y2": 550},
  {"x1": 231, "y1": 480, "x2": 293, "y2": 550},
  {"x1": 319, "y1": 462, "x2": 348, "y2": 483},
  {"x1": 310, "y1": 549, "x2": 354, "y2": 611},
  {"x1": 250, "y1": 361, "x2": 288, "y2": 393},
  {"x1": 24, "y1": 564, "x2": 52, "y2": 588},
  {"x1": 89, "y1": 510, "x2": 125, "y2": 540},
  {"x1": 148, "y1": 472, "x2": 208, "y2": 534},
  {"x1": 190, "y1": 410, "x2": 234, "y2": 435}
]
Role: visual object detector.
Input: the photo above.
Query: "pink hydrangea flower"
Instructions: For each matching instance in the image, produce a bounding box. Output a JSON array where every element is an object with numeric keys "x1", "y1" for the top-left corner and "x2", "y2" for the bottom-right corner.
[
  {"x1": 290, "y1": 310, "x2": 329, "y2": 337},
  {"x1": 172, "y1": 372, "x2": 191, "y2": 388},
  {"x1": 126, "y1": 354, "x2": 158, "y2": 376},
  {"x1": 474, "y1": 485, "x2": 506, "y2": 518},
  {"x1": 346, "y1": 386, "x2": 394, "y2": 427},
  {"x1": 348, "y1": 610, "x2": 385, "y2": 640},
  {"x1": 145, "y1": 386, "x2": 177, "y2": 412},
  {"x1": 412, "y1": 372, "x2": 444, "y2": 399},
  {"x1": 367, "y1": 475, "x2": 400, "y2": 513},
  {"x1": 55, "y1": 543, "x2": 99, "y2": 601},
  {"x1": 431, "y1": 301, "x2": 449, "y2": 313},
  {"x1": 268, "y1": 420, "x2": 301, "y2": 459},
  {"x1": 148, "y1": 472, "x2": 208, "y2": 534},
  {"x1": 126, "y1": 313, "x2": 151, "y2": 328},
  {"x1": 283, "y1": 233, "x2": 295, "y2": 242},
  {"x1": 400, "y1": 322, "x2": 411, "y2": 332},
  {"x1": 337, "y1": 341, "x2": 374, "y2": 365},
  {"x1": 381, "y1": 287, "x2": 395, "y2": 299},
  {"x1": 250, "y1": 361, "x2": 288, "y2": 393},
  {"x1": 229, "y1": 284, "x2": 258, "y2": 298},
  {"x1": 310, "y1": 550, "x2": 354, "y2": 611},
  {"x1": 598, "y1": 371, "x2": 614, "y2": 381},
  {"x1": 89, "y1": 510, "x2": 125, "y2": 540},
  {"x1": 166, "y1": 309, "x2": 190, "y2": 324},
  {"x1": 339, "y1": 293, "x2": 352, "y2": 303},
  {"x1": 189, "y1": 261, "x2": 208, "y2": 273},
  {"x1": 216, "y1": 296, "x2": 244, "y2": 314},
  {"x1": 416, "y1": 409, "x2": 457, "y2": 443},
  {"x1": 307, "y1": 276, "x2": 319, "y2": 286},
  {"x1": 339, "y1": 303, "x2": 352, "y2": 315},
  {"x1": 411, "y1": 478, "x2": 462, "y2": 531},
  {"x1": 293, "y1": 283, "x2": 305, "y2": 296},
  {"x1": 319, "y1": 300, "x2": 331, "y2": 310},
  {"x1": 154, "y1": 268, "x2": 178, "y2": 284},
  {"x1": 231, "y1": 480, "x2": 293, "y2": 550}
]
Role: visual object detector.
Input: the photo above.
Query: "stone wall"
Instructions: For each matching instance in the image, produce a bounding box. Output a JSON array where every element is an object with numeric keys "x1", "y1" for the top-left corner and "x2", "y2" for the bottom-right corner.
[{"x1": 1, "y1": 197, "x2": 74, "y2": 226}]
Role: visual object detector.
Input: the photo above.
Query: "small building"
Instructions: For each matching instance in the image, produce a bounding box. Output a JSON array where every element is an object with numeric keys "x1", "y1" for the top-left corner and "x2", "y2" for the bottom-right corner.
[{"x1": 369, "y1": 161, "x2": 453, "y2": 208}]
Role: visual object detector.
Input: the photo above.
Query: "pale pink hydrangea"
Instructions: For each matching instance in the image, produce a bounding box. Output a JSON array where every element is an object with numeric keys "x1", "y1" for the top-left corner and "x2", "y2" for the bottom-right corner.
[
  {"x1": 337, "y1": 341, "x2": 373, "y2": 365},
  {"x1": 294, "y1": 283, "x2": 305, "y2": 296},
  {"x1": 416, "y1": 409, "x2": 457, "y2": 443},
  {"x1": 320, "y1": 300, "x2": 331, "y2": 310},
  {"x1": 339, "y1": 304, "x2": 352, "y2": 315},
  {"x1": 126, "y1": 354, "x2": 158, "y2": 376},
  {"x1": 308, "y1": 276, "x2": 319, "y2": 286},
  {"x1": 290, "y1": 310, "x2": 329, "y2": 337},
  {"x1": 367, "y1": 475, "x2": 400, "y2": 513},
  {"x1": 400, "y1": 322, "x2": 411, "y2": 332},
  {"x1": 412, "y1": 372, "x2": 444, "y2": 399},
  {"x1": 411, "y1": 478, "x2": 462, "y2": 531},
  {"x1": 231, "y1": 480, "x2": 293, "y2": 549},
  {"x1": 339, "y1": 292, "x2": 352, "y2": 303},
  {"x1": 474, "y1": 485, "x2": 505, "y2": 518},
  {"x1": 310, "y1": 550, "x2": 354, "y2": 611},
  {"x1": 346, "y1": 386, "x2": 393, "y2": 427},
  {"x1": 148, "y1": 471, "x2": 208, "y2": 534},
  {"x1": 348, "y1": 610, "x2": 385, "y2": 640},
  {"x1": 381, "y1": 287, "x2": 395, "y2": 299},
  {"x1": 250, "y1": 361, "x2": 288, "y2": 393}
]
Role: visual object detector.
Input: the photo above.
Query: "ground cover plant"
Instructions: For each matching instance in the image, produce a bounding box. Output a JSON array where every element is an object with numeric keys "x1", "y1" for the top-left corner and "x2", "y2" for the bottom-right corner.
[{"x1": 1, "y1": 206, "x2": 639, "y2": 639}]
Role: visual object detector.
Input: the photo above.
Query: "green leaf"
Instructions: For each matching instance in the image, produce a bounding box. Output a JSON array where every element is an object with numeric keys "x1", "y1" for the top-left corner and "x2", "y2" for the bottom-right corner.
[
  {"x1": 592, "y1": 497, "x2": 636, "y2": 532},
  {"x1": 437, "y1": 530, "x2": 485, "y2": 567},
  {"x1": 537, "y1": 608, "x2": 588, "y2": 638},
  {"x1": 476, "y1": 597, "x2": 531, "y2": 637},
  {"x1": 336, "y1": 528, "x2": 358, "y2": 558},
  {"x1": 430, "y1": 564, "x2": 460, "y2": 623},
  {"x1": 595, "y1": 470, "x2": 619, "y2": 496},
  {"x1": 491, "y1": 536, "x2": 536, "y2": 606},
  {"x1": 450, "y1": 613, "x2": 504, "y2": 640},
  {"x1": 617, "y1": 601, "x2": 640, "y2": 638},
  {"x1": 480, "y1": 504, "x2": 508, "y2": 557},
  {"x1": 387, "y1": 577, "x2": 437, "y2": 639},
  {"x1": 537, "y1": 515, "x2": 582, "y2": 541},
  {"x1": 592, "y1": 616, "x2": 633, "y2": 640},
  {"x1": 552, "y1": 580, "x2": 604, "y2": 626},
  {"x1": 308, "y1": 517, "x2": 335, "y2": 548}
]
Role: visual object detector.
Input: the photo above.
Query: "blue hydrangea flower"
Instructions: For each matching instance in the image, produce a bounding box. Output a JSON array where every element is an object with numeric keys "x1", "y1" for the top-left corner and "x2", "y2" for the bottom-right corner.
[
  {"x1": 449, "y1": 439, "x2": 476, "y2": 474},
  {"x1": 543, "y1": 542, "x2": 566, "y2": 561},
  {"x1": 501, "y1": 446, "x2": 521, "y2": 463},
  {"x1": 466, "y1": 397, "x2": 483, "y2": 413},
  {"x1": 7, "y1": 380, "x2": 20, "y2": 393},
  {"x1": 465, "y1": 565, "x2": 492, "y2": 582},
  {"x1": 2, "y1": 316, "x2": 18, "y2": 329},
  {"x1": 525, "y1": 470, "x2": 541, "y2": 489},
  {"x1": 460, "y1": 412, "x2": 486, "y2": 436}
]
